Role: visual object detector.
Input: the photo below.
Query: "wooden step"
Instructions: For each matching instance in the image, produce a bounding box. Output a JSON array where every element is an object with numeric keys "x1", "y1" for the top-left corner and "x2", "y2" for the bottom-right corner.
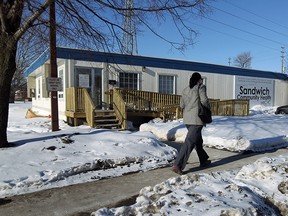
[
  {"x1": 94, "y1": 110, "x2": 121, "y2": 129},
  {"x1": 95, "y1": 114, "x2": 116, "y2": 118},
  {"x1": 94, "y1": 119, "x2": 118, "y2": 123},
  {"x1": 94, "y1": 123, "x2": 121, "y2": 129},
  {"x1": 94, "y1": 110, "x2": 116, "y2": 116}
]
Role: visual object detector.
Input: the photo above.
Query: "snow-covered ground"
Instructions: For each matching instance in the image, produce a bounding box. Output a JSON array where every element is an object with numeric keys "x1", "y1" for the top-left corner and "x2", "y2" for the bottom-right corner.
[
  {"x1": 2, "y1": 102, "x2": 176, "y2": 198},
  {"x1": 1, "y1": 102, "x2": 288, "y2": 215},
  {"x1": 139, "y1": 105, "x2": 288, "y2": 152},
  {"x1": 94, "y1": 155, "x2": 288, "y2": 215}
]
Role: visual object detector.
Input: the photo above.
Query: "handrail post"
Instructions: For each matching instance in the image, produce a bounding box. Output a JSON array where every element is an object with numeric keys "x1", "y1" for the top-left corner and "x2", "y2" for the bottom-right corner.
[
  {"x1": 175, "y1": 107, "x2": 179, "y2": 119},
  {"x1": 247, "y1": 100, "x2": 250, "y2": 116},
  {"x1": 149, "y1": 92, "x2": 152, "y2": 111},
  {"x1": 73, "y1": 87, "x2": 77, "y2": 112}
]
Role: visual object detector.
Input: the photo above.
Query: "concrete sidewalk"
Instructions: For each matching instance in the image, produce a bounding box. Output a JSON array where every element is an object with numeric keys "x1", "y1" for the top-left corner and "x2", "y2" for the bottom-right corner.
[{"x1": 1, "y1": 142, "x2": 287, "y2": 216}]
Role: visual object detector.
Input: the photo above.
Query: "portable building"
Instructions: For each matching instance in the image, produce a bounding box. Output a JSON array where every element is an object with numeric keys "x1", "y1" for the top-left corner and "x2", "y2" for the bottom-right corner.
[{"x1": 24, "y1": 47, "x2": 288, "y2": 120}]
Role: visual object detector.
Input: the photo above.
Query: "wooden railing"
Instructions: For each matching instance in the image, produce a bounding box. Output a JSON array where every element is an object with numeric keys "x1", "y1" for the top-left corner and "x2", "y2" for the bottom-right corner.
[
  {"x1": 66, "y1": 88, "x2": 95, "y2": 127},
  {"x1": 113, "y1": 88, "x2": 181, "y2": 111},
  {"x1": 212, "y1": 99, "x2": 250, "y2": 116},
  {"x1": 112, "y1": 88, "x2": 127, "y2": 129},
  {"x1": 111, "y1": 88, "x2": 182, "y2": 122},
  {"x1": 111, "y1": 89, "x2": 250, "y2": 118},
  {"x1": 66, "y1": 87, "x2": 250, "y2": 129},
  {"x1": 66, "y1": 87, "x2": 85, "y2": 113},
  {"x1": 83, "y1": 89, "x2": 96, "y2": 127},
  {"x1": 158, "y1": 104, "x2": 183, "y2": 121}
]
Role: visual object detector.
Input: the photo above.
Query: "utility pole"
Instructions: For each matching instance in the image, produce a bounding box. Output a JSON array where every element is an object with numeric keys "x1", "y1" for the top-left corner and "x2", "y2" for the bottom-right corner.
[
  {"x1": 281, "y1": 47, "x2": 285, "y2": 73},
  {"x1": 50, "y1": 1, "x2": 59, "y2": 131},
  {"x1": 228, "y1": 57, "x2": 231, "y2": 66}
]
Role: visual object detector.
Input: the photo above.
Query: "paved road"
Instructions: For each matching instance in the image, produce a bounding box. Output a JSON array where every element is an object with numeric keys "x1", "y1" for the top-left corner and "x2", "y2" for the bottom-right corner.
[{"x1": 1, "y1": 142, "x2": 287, "y2": 216}]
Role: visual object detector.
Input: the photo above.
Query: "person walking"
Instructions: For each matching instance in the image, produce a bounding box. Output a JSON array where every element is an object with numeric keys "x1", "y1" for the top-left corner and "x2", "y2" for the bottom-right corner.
[{"x1": 172, "y1": 72, "x2": 211, "y2": 175}]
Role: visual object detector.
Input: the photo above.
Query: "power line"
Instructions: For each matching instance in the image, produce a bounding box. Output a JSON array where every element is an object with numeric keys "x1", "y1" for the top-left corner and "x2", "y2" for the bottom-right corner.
[
  {"x1": 192, "y1": 21, "x2": 279, "y2": 52},
  {"x1": 204, "y1": 16, "x2": 288, "y2": 47},
  {"x1": 190, "y1": 16, "x2": 285, "y2": 70},
  {"x1": 200, "y1": 15, "x2": 288, "y2": 70},
  {"x1": 206, "y1": 2, "x2": 288, "y2": 71},
  {"x1": 222, "y1": 0, "x2": 288, "y2": 32},
  {"x1": 211, "y1": 5, "x2": 288, "y2": 38}
]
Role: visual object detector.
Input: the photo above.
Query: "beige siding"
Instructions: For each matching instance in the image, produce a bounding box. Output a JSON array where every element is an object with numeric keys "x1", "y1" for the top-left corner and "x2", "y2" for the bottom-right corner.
[
  {"x1": 27, "y1": 76, "x2": 36, "y2": 98},
  {"x1": 204, "y1": 73, "x2": 235, "y2": 100},
  {"x1": 139, "y1": 67, "x2": 235, "y2": 101},
  {"x1": 274, "y1": 80, "x2": 288, "y2": 106}
]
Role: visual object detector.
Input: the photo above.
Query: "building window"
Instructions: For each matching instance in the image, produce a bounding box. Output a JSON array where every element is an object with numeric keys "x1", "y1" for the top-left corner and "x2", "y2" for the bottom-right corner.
[
  {"x1": 119, "y1": 72, "x2": 138, "y2": 90},
  {"x1": 159, "y1": 75, "x2": 175, "y2": 94}
]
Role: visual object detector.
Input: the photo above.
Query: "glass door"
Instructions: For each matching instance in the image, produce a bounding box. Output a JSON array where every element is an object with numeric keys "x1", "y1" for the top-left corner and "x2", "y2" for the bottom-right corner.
[
  {"x1": 75, "y1": 67, "x2": 102, "y2": 108},
  {"x1": 94, "y1": 68, "x2": 102, "y2": 109}
]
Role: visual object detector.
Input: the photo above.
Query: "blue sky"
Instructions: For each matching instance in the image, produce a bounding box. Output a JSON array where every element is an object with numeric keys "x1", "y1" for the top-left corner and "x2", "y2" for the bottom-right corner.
[{"x1": 136, "y1": 0, "x2": 288, "y2": 73}]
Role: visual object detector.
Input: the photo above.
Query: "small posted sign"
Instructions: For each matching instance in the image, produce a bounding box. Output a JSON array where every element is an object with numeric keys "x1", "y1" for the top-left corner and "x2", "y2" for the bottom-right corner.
[
  {"x1": 46, "y1": 77, "x2": 63, "y2": 92},
  {"x1": 79, "y1": 74, "x2": 90, "y2": 88}
]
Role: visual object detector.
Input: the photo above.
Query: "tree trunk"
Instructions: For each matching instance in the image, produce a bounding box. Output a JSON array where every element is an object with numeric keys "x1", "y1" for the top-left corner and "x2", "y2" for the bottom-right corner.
[{"x1": 0, "y1": 38, "x2": 17, "y2": 148}]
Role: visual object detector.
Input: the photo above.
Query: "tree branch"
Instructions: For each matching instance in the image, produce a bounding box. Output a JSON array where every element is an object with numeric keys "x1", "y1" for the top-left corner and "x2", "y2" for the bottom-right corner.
[{"x1": 13, "y1": 0, "x2": 53, "y2": 41}]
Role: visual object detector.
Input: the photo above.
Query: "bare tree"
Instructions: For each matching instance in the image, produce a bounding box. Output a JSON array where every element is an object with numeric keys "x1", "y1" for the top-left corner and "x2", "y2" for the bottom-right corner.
[
  {"x1": 10, "y1": 30, "x2": 47, "y2": 103},
  {"x1": 0, "y1": 0, "x2": 212, "y2": 147},
  {"x1": 233, "y1": 51, "x2": 252, "y2": 69}
]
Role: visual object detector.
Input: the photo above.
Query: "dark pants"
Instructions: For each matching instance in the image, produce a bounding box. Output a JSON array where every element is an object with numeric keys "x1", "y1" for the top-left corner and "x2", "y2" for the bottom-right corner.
[{"x1": 174, "y1": 125, "x2": 209, "y2": 170}]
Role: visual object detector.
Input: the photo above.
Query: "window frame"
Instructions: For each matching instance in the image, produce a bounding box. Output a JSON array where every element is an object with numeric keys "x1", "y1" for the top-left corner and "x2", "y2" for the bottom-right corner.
[
  {"x1": 158, "y1": 74, "x2": 176, "y2": 94},
  {"x1": 118, "y1": 71, "x2": 139, "y2": 90}
]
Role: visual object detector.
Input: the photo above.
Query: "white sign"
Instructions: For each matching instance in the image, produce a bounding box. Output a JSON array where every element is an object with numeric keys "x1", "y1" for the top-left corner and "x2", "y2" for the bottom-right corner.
[
  {"x1": 46, "y1": 77, "x2": 63, "y2": 92},
  {"x1": 234, "y1": 76, "x2": 274, "y2": 107},
  {"x1": 79, "y1": 74, "x2": 90, "y2": 88}
]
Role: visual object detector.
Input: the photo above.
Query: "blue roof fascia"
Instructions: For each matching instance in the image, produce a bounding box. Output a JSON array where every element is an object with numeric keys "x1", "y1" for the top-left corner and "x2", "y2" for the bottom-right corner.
[{"x1": 24, "y1": 49, "x2": 50, "y2": 77}]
